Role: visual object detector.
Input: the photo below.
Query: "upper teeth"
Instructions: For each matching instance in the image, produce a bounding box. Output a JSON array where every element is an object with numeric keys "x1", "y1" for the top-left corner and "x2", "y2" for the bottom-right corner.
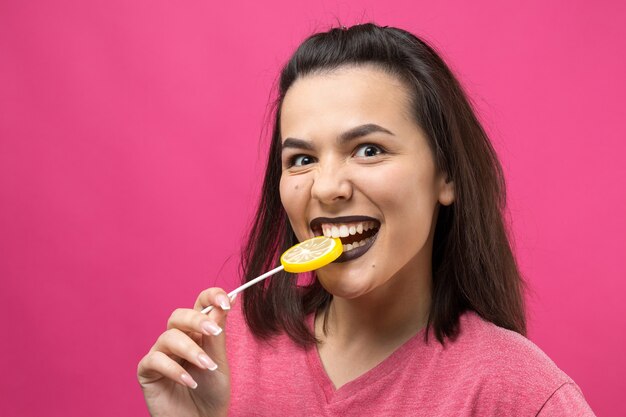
[{"x1": 322, "y1": 221, "x2": 377, "y2": 238}]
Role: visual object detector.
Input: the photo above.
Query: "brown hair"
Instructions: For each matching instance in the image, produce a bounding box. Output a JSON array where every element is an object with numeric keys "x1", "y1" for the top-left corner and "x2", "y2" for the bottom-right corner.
[{"x1": 240, "y1": 23, "x2": 526, "y2": 345}]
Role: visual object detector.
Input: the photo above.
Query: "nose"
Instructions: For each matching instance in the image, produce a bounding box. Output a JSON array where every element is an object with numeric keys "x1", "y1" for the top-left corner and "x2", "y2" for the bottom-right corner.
[{"x1": 310, "y1": 160, "x2": 353, "y2": 205}]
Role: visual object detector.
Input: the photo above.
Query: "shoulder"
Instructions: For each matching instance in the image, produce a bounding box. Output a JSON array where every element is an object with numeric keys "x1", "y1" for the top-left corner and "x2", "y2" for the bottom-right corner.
[
  {"x1": 224, "y1": 301, "x2": 267, "y2": 356},
  {"x1": 451, "y1": 312, "x2": 570, "y2": 384},
  {"x1": 433, "y1": 312, "x2": 582, "y2": 415},
  {"x1": 224, "y1": 301, "x2": 305, "y2": 365},
  {"x1": 223, "y1": 300, "x2": 249, "y2": 341},
  {"x1": 223, "y1": 301, "x2": 316, "y2": 415},
  {"x1": 536, "y1": 382, "x2": 596, "y2": 416}
]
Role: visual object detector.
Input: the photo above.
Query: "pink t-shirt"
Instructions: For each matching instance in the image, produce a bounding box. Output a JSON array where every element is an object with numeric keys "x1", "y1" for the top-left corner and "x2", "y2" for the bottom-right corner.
[{"x1": 225, "y1": 304, "x2": 594, "y2": 416}]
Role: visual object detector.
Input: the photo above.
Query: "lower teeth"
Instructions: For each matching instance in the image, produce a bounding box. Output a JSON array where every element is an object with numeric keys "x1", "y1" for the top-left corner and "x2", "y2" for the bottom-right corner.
[{"x1": 342, "y1": 237, "x2": 372, "y2": 252}]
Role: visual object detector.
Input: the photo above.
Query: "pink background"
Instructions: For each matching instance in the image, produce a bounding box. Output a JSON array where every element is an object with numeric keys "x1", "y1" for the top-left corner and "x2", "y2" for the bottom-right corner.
[{"x1": 1, "y1": 1, "x2": 624, "y2": 415}]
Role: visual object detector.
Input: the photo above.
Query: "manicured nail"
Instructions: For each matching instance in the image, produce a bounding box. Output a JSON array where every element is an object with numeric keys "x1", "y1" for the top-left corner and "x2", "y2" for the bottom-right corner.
[
  {"x1": 201, "y1": 321, "x2": 222, "y2": 336},
  {"x1": 180, "y1": 373, "x2": 198, "y2": 389},
  {"x1": 217, "y1": 294, "x2": 231, "y2": 310},
  {"x1": 198, "y1": 353, "x2": 218, "y2": 371}
]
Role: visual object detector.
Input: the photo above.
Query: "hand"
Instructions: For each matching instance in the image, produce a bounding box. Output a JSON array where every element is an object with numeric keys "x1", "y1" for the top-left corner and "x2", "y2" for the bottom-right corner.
[{"x1": 137, "y1": 288, "x2": 233, "y2": 417}]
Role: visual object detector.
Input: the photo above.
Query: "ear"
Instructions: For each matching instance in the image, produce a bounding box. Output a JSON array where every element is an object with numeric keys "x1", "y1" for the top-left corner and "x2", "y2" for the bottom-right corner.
[{"x1": 437, "y1": 174, "x2": 455, "y2": 206}]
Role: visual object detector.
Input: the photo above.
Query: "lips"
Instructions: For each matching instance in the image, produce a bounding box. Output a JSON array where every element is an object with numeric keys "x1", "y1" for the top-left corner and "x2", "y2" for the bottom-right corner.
[{"x1": 310, "y1": 216, "x2": 380, "y2": 262}]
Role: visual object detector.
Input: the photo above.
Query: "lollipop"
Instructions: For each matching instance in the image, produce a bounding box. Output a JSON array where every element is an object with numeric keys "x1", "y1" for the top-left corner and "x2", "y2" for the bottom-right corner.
[{"x1": 201, "y1": 236, "x2": 342, "y2": 314}]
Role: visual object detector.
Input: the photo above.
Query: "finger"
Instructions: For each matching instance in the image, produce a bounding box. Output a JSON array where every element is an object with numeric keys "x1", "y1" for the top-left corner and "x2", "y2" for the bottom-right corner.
[
  {"x1": 138, "y1": 350, "x2": 199, "y2": 389},
  {"x1": 167, "y1": 308, "x2": 223, "y2": 337},
  {"x1": 194, "y1": 288, "x2": 234, "y2": 328},
  {"x1": 152, "y1": 328, "x2": 218, "y2": 371},
  {"x1": 194, "y1": 287, "x2": 233, "y2": 312}
]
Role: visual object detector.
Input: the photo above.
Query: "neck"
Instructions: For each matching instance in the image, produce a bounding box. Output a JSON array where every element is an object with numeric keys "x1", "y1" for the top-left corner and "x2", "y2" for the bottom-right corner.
[{"x1": 317, "y1": 260, "x2": 432, "y2": 348}]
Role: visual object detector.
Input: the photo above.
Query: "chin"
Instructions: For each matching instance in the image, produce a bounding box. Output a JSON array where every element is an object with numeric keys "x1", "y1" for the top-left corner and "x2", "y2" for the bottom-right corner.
[{"x1": 315, "y1": 265, "x2": 377, "y2": 299}]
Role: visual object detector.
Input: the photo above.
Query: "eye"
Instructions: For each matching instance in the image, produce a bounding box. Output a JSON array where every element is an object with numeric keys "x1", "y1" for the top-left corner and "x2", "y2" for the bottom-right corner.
[
  {"x1": 290, "y1": 154, "x2": 316, "y2": 167},
  {"x1": 354, "y1": 144, "x2": 383, "y2": 158}
]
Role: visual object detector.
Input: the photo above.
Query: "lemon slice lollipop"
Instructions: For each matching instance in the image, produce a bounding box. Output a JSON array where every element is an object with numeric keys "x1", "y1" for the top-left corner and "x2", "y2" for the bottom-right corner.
[
  {"x1": 281, "y1": 236, "x2": 343, "y2": 273},
  {"x1": 201, "y1": 236, "x2": 342, "y2": 314}
]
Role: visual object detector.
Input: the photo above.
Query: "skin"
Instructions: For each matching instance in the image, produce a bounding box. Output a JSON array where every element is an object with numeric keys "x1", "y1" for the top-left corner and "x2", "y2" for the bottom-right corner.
[
  {"x1": 137, "y1": 289, "x2": 233, "y2": 417},
  {"x1": 137, "y1": 66, "x2": 454, "y2": 415},
  {"x1": 279, "y1": 66, "x2": 454, "y2": 387}
]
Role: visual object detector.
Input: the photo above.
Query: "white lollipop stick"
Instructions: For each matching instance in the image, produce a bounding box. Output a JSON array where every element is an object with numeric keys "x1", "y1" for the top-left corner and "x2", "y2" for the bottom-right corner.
[
  {"x1": 201, "y1": 265, "x2": 284, "y2": 314},
  {"x1": 200, "y1": 236, "x2": 342, "y2": 315}
]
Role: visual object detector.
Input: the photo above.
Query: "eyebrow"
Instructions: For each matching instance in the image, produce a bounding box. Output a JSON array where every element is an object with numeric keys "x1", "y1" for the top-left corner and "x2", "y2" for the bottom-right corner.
[
  {"x1": 282, "y1": 137, "x2": 314, "y2": 151},
  {"x1": 338, "y1": 123, "x2": 394, "y2": 144},
  {"x1": 281, "y1": 123, "x2": 394, "y2": 151}
]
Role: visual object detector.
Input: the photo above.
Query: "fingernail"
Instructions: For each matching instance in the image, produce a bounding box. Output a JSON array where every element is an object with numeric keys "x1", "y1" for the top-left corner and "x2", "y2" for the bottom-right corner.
[
  {"x1": 198, "y1": 353, "x2": 218, "y2": 371},
  {"x1": 217, "y1": 294, "x2": 231, "y2": 310},
  {"x1": 201, "y1": 321, "x2": 222, "y2": 336},
  {"x1": 180, "y1": 373, "x2": 198, "y2": 389}
]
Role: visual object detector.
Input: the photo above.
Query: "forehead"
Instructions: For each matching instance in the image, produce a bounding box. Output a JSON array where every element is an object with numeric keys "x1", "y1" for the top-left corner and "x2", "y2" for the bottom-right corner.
[{"x1": 280, "y1": 66, "x2": 415, "y2": 140}]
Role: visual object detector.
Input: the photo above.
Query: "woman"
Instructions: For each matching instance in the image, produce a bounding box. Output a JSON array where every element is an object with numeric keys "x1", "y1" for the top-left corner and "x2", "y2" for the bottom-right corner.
[{"x1": 138, "y1": 23, "x2": 595, "y2": 416}]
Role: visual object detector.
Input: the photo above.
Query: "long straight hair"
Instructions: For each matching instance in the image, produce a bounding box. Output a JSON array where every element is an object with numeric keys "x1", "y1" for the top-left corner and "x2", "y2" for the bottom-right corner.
[{"x1": 240, "y1": 23, "x2": 526, "y2": 345}]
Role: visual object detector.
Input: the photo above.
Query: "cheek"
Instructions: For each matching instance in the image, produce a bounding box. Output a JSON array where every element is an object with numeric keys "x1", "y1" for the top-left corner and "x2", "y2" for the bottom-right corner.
[
  {"x1": 279, "y1": 176, "x2": 310, "y2": 226},
  {"x1": 279, "y1": 176, "x2": 294, "y2": 213},
  {"x1": 361, "y1": 165, "x2": 424, "y2": 208},
  {"x1": 364, "y1": 165, "x2": 439, "y2": 226}
]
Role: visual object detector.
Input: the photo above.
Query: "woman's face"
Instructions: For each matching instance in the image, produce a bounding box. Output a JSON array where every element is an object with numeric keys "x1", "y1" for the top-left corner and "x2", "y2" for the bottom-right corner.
[{"x1": 279, "y1": 66, "x2": 454, "y2": 299}]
